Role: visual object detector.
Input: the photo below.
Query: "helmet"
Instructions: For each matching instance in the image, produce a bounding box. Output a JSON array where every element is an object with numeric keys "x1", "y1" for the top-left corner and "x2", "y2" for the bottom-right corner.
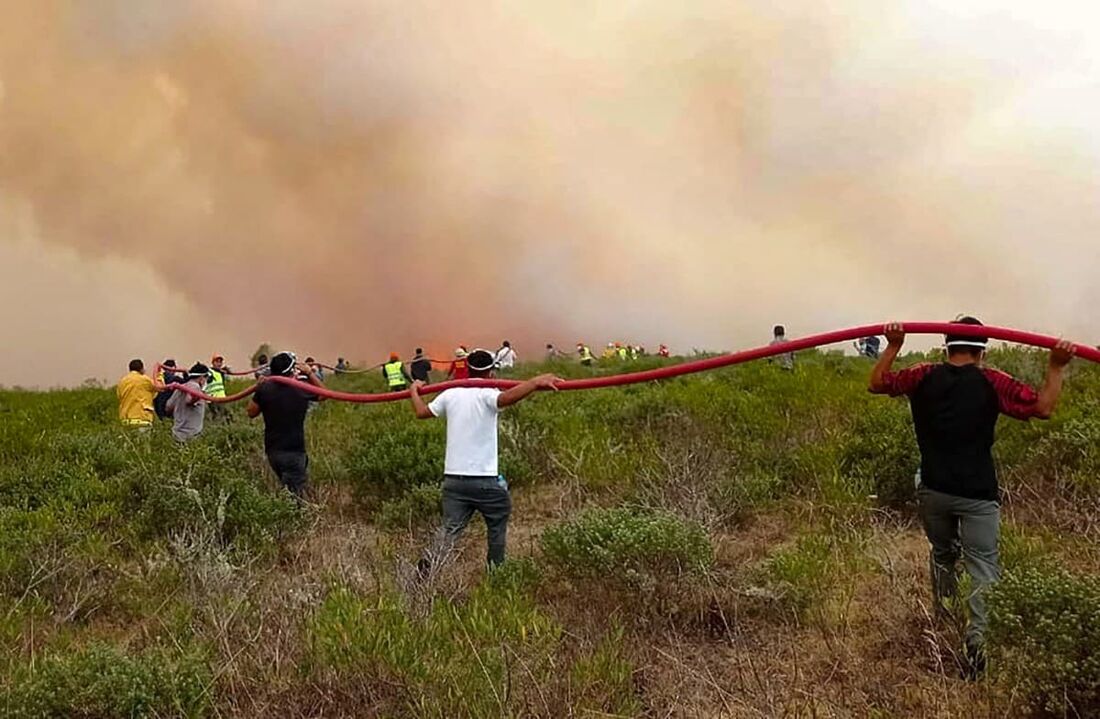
[{"x1": 389, "y1": 352, "x2": 399, "y2": 361}]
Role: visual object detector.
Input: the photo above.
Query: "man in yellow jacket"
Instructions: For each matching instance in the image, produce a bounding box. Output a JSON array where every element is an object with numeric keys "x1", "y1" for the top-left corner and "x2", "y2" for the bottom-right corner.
[
  {"x1": 117, "y1": 359, "x2": 156, "y2": 428},
  {"x1": 207, "y1": 354, "x2": 230, "y2": 422},
  {"x1": 382, "y1": 352, "x2": 412, "y2": 392}
]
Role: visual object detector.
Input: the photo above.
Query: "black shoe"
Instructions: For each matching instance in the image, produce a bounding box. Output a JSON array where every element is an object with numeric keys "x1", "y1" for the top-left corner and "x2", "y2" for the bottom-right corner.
[{"x1": 963, "y1": 641, "x2": 987, "y2": 680}]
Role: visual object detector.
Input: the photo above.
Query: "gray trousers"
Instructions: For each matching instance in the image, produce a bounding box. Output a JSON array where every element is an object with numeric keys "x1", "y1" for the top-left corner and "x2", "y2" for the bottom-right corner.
[
  {"x1": 430, "y1": 476, "x2": 512, "y2": 567},
  {"x1": 917, "y1": 485, "x2": 1000, "y2": 646},
  {"x1": 267, "y1": 451, "x2": 309, "y2": 498}
]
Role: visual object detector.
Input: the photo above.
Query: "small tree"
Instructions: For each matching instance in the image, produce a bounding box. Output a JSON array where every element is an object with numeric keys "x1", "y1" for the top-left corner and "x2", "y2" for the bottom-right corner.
[{"x1": 250, "y1": 343, "x2": 273, "y2": 367}]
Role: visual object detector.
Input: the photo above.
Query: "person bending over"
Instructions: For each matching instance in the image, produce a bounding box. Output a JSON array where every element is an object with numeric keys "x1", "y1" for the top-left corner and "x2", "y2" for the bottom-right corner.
[
  {"x1": 247, "y1": 352, "x2": 325, "y2": 499},
  {"x1": 409, "y1": 349, "x2": 560, "y2": 572},
  {"x1": 869, "y1": 317, "x2": 1074, "y2": 673}
]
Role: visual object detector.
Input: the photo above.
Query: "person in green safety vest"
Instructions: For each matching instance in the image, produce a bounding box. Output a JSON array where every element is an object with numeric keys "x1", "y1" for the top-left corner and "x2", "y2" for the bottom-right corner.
[
  {"x1": 616, "y1": 343, "x2": 629, "y2": 361},
  {"x1": 382, "y1": 352, "x2": 412, "y2": 392},
  {"x1": 207, "y1": 355, "x2": 230, "y2": 422},
  {"x1": 576, "y1": 343, "x2": 594, "y2": 366}
]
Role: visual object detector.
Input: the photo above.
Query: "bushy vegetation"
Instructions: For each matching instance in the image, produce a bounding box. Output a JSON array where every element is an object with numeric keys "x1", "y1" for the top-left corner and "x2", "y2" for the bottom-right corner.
[
  {"x1": 0, "y1": 349, "x2": 1097, "y2": 716},
  {"x1": 3, "y1": 643, "x2": 211, "y2": 718},
  {"x1": 765, "y1": 534, "x2": 841, "y2": 618},
  {"x1": 306, "y1": 570, "x2": 636, "y2": 717},
  {"x1": 540, "y1": 506, "x2": 714, "y2": 589},
  {"x1": 988, "y1": 565, "x2": 1100, "y2": 715}
]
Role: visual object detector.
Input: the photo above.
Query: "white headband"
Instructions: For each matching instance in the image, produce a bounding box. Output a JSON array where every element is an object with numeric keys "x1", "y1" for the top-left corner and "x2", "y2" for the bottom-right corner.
[
  {"x1": 945, "y1": 340, "x2": 988, "y2": 349},
  {"x1": 467, "y1": 349, "x2": 497, "y2": 372},
  {"x1": 273, "y1": 351, "x2": 297, "y2": 375}
]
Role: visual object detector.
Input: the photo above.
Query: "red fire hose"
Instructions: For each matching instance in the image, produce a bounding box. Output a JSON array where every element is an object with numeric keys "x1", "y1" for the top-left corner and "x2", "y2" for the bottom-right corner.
[
  {"x1": 155, "y1": 322, "x2": 1099, "y2": 405},
  {"x1": 314, "y1": 358, "x2": 454, "y2": 374}
]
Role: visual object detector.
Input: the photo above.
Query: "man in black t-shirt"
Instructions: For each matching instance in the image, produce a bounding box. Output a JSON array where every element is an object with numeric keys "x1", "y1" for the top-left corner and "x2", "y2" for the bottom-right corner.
[
  {"x1": 869, "y1": 317, "x2": 1074, "y2": 672},
  {"x1": 410, "y1": 348, "x2": 432, "y2": 384},
  {"x1": 246, "y1": 351, "x2": 325, "y2": 498}
]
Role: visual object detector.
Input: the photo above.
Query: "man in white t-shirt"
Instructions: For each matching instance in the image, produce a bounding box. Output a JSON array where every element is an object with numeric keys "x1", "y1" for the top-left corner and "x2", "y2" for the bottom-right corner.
[
  {"x1": 409, "y1": 349, "x2": 560, "y2": 571},
  {"x1": 495, "y1": 340, "x2": 517, "y2": 370}
]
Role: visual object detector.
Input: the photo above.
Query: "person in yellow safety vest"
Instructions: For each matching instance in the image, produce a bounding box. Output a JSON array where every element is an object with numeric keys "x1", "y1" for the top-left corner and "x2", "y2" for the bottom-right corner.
[
  {"x1": 382, "y1": 352, "x2": 412, "y2": 391},
  {"x1": 616, "y1": 343, "x2": 629, "y2": 361},
  {"x1": 577, "y1": 342, "x2": 594, "y2": 366},
  {"x1": 118, "y1": 359, "x2": 156, "y2": 429},
  {"x1": 207, "y1": 355, "x2": 230, "y2": 421},
  {"x1": 602, "y1": 342, "x2": 616, "y2": 360}
]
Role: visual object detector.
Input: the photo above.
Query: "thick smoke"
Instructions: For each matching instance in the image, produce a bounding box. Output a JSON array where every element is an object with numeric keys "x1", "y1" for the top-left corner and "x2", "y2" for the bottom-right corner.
[{"x1": 1, "y1": 0, "x2": 1099, "y2": 386}]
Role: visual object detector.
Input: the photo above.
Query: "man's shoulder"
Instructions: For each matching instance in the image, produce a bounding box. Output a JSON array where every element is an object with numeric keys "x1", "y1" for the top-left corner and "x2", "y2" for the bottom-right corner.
[
  {"x1": 979, "y1": 367, "x2": 1018, "y2": 383},
  {"x1": 979, "y1": 367, "x2": 1035, "y2": 396},
  {"x1": 439, "y1": 386, "x2": 500, "y2": 399}
]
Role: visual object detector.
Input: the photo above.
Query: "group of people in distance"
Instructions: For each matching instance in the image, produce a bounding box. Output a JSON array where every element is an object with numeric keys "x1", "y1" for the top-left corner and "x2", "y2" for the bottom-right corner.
[{"x1": 116, "y1": 316, "x2": 1079, "y2": 672}]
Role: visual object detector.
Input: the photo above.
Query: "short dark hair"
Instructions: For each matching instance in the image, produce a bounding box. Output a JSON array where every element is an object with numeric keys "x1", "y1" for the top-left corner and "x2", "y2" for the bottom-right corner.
[
  {"x1": 270, "y1": 352, "x2": 296, "y2": 376},
  {"x1": 467, "y1": 349, "x2": 496, "y2": 378},
  {"x1": 502, "y1": 340, "x2": 511, "y2": 348},
  {"x1": 129, "y1": 359, "x2": 144, "y2": 372},
  {"x1": 415, "y1": 347, "x2": 423, "y2": 354},
  {"x1": 773, "y1": 325, "x2": 785, "y2": 336},
  {"x1": 187, "y1": 363, "x2": 210, "y2": 379}
]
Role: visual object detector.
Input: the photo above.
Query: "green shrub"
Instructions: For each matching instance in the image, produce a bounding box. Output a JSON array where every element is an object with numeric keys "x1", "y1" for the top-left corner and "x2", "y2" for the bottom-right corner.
[
  {"x1": 540, "y1": 507, "x2": 714, "y2": 589},
  {"x1": 988, "y1": 566, "x2": 1100, "y2": 715},
  {"x1": 708, "y1": 472, "x2": 784, "y2": 525},
  {"x1": 375, "y1": 483, "x2": 442, "y2": 530},
  {"x1": 1027, "y1": 412, "x2": 1100, "y2": 495},
  {"x1": 4, "y1": 643, "x2": 212, "y2": 718},
  {"x1": 307, "y1": 577, "x2": 562, "y2": 716},
  {"x1": 486, "y1": 556, "x2": 543, "y2": 594},
  {"x1": 838, "y1": 403, "x2": 919, "y2": 508},
  {"x1": 998, "y1": 523, "x2": 1055, "y2": 572},
  {"x1": 120, "y1": 441, "x2": 302, "y2": 552},
  {"x1": 342, "y1": 420, "x2": 445, "y2": 506},
  {"x1": 763, "y1": 532, "x2": 863, "y2": 622},
  {"x1": 569, "y1": 628, "x2": 640, "y2": 716}
]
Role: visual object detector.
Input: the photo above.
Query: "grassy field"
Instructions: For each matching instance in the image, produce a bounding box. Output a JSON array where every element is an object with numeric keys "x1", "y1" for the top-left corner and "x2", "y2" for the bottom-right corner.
[{"x1": 1, "y1": 350, "x2": 1098, "y2": 717}]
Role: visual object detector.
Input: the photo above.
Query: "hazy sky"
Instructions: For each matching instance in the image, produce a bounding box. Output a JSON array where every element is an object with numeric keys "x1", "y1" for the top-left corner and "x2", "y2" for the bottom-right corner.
[{"x1": 1, "y1": 0, "x2": 1099, "y2": 387}]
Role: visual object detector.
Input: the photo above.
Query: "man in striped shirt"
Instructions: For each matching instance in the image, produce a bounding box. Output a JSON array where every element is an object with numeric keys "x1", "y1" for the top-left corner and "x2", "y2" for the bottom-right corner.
[{"x1": 869, "y1": 316, "x2": 1074, "y2": 675}]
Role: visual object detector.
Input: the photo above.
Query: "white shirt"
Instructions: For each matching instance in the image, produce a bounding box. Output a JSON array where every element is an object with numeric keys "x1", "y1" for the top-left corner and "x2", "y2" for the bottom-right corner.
[
  {"x1": 428, "y1": 388, "x2": 502, "y2": 476},
  {"x1": 496, "y1": 347, "x2": 517, "y2": 368}
]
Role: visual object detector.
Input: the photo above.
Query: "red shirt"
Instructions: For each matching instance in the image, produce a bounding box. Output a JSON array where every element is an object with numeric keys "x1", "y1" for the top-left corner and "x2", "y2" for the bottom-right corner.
[{"x1": 449, "y1": 359, "x2": 469, "y2": 380}]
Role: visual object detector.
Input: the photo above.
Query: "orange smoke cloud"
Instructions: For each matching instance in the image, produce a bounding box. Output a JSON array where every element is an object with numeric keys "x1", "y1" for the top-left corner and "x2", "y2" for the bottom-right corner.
[{"x1": 1, "y1": 1, "x2": 1099, "y2": 386}]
